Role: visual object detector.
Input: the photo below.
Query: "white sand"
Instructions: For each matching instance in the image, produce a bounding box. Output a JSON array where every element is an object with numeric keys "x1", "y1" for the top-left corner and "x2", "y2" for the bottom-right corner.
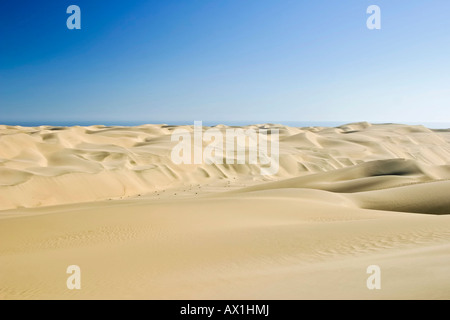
[{"x1": 0, "y1": 122, "x2": 449, "y2": 299}]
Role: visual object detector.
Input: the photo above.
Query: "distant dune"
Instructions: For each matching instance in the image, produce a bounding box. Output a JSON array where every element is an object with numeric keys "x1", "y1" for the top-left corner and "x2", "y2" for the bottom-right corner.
[
  {"x1": 0, "y1": 123, "x2": 450, "y2": 299},
  {"x1": 0, "y1": 122, "x2": 449, "y2": 210}
]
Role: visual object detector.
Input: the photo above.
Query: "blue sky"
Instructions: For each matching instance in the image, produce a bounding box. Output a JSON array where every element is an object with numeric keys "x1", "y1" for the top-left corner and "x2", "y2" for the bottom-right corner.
[{"x1": 1, "y1": 0, "x2": 449, "y2": 125}]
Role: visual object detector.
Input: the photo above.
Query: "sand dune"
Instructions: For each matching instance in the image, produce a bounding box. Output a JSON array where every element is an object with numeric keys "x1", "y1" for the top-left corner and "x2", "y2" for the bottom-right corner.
[
  {"x1": 0, "y1": 123, "x2": 450, "y2": 299},
  {"x1": 1, "y1": 122, "x2": 450, "y2": 210},
  {"x1": 231, "y1": 158, "x2": 450, "y2": 214}
]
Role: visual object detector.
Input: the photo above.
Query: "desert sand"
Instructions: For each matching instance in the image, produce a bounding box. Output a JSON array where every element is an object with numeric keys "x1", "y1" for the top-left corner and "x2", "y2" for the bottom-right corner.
[{"x1": 0, "y1": 122, "x2": 450, "y2": 299}]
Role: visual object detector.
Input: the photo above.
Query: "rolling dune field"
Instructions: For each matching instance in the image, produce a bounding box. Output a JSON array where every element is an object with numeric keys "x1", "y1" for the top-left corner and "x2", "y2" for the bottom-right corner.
[{"x1": 1, "y1": 122, "x2": 449, "y2": 299}]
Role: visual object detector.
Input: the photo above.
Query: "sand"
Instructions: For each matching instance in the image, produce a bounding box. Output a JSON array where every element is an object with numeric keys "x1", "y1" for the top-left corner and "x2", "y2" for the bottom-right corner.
[{"x1": 0, "y1": 122, "x2": 450, "y2": 299}]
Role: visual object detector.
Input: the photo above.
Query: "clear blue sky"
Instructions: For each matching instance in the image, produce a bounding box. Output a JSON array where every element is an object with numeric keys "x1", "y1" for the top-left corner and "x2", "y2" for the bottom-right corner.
[{"x1": 1, "y1": 0, "x2": 449, "y2": 125}]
